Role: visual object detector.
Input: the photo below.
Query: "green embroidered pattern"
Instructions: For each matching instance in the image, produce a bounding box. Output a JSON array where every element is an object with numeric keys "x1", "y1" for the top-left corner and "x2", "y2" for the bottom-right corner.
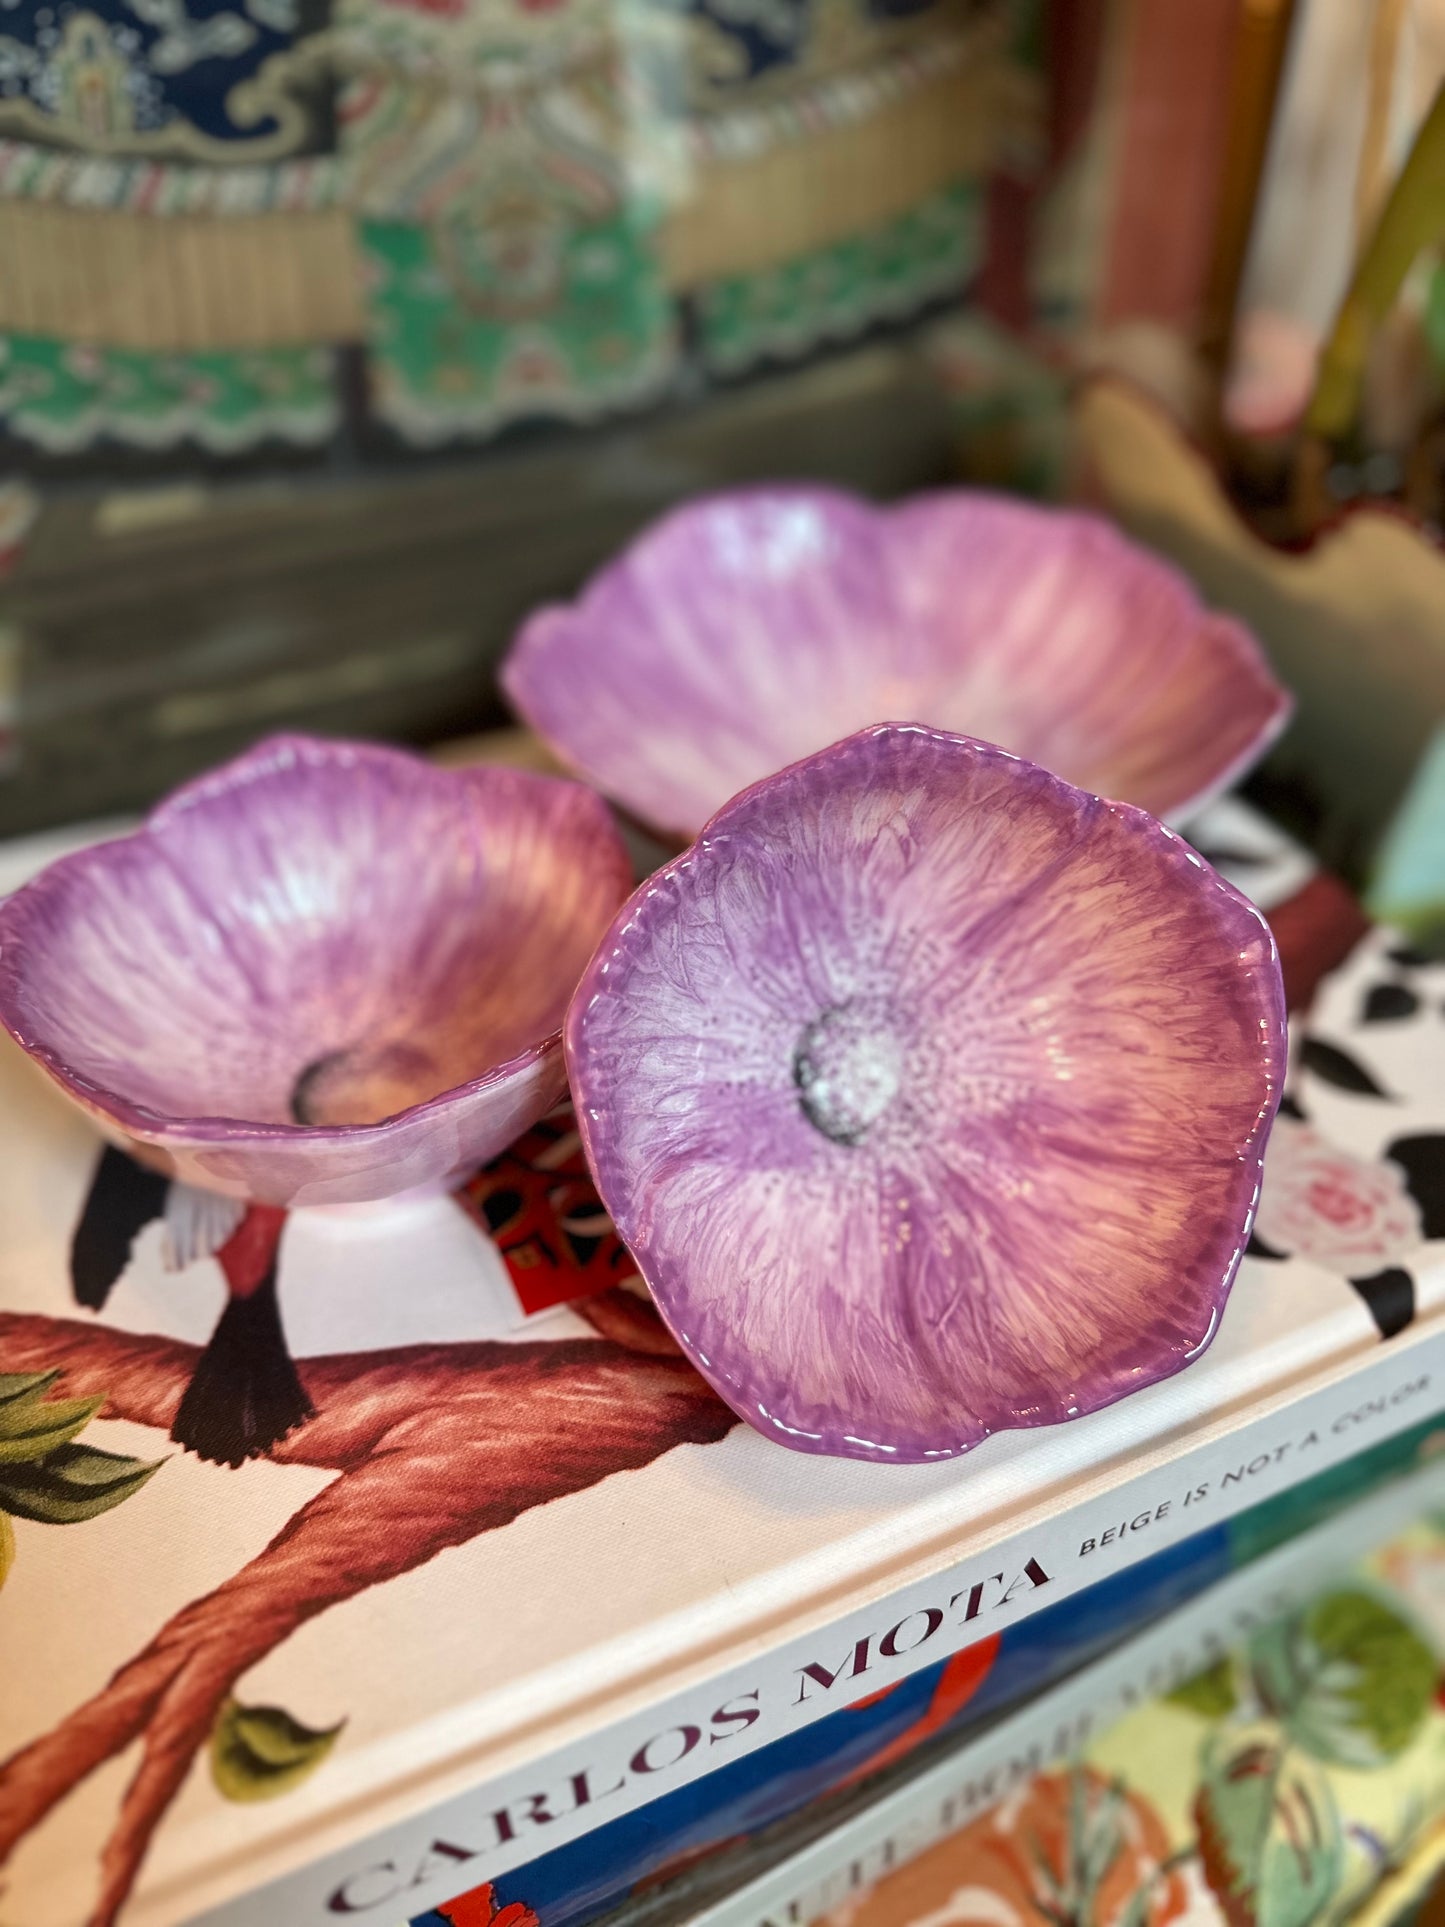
[
  {"x1": 0, "y1": 336, "x2": 338, "y2": 453},
  {"x1": 697, "y1": 177, "x2": 981, "y2": 377},
  {"x1": 358, "y1": 208, "x2": 678, "y2": 446}
]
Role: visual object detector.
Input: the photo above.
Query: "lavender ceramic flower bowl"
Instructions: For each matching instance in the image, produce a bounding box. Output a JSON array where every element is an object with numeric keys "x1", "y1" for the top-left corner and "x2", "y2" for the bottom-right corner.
[
  {"x1": 566, "y1": 724, "x2": 1288, "y2": 1463},
  {"x1": 504, "y1": 486, "x2": 1291, "y2": 842},
  {"x1": 0, "y1": 735, "x2": 632, "y2": 1208}
]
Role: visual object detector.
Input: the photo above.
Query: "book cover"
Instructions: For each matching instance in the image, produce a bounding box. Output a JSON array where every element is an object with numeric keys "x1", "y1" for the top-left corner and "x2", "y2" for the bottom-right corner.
[
  {"x1": 0, "y1": 802, "x2": 1440, "y2": 1927},
  {"x1": 412, "y1": 1421, "x2": 1445, "y2": 1927},
  {"x1": 721, "y1": 1470, "x2": 1445, "y2": 1927}
]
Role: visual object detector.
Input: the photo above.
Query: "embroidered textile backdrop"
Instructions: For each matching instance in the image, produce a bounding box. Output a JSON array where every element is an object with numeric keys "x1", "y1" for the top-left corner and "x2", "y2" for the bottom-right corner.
[{"x1": 0, "y1": 0, "x2": 1042, "y2": 452}]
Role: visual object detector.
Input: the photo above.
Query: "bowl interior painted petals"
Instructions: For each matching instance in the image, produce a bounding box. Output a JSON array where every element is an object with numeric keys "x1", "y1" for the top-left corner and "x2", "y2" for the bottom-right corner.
[
  {"x1": 504, "y1": 488, "x2": 1290, "y2": 841},
  {"x1": 0, "y1": 736, "x2": 632, "y2": 1207},
  {"x1": 566, "y1": 725, "x2": 1287, "y2": 1463}
]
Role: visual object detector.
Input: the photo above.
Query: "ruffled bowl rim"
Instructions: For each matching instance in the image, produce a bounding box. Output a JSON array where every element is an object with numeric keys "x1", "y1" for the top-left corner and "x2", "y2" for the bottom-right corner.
[
  {"x1": 0, "y1": 734, "x2": 618, "y2": 1155},
  {"x1": 505, "y1": 484, "x2": 1294, "y2": 840},
  {"x1": 565, "y1": 721, "x2": 1288, "y2": 1461}
]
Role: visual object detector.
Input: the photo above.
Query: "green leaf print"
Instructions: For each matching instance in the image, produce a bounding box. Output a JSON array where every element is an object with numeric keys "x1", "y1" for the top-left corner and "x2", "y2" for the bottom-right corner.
[
  {"x1": 1194, "y1": 1724, "x2": 1342, "y2": 1927},
  {"x1": 0, "y1": 1441, "x2": 163, "y2": 1524},
  {"x1": 1249, "y1": 1590, "x2": 1437, "y2": 1768},
  {"x1": 1169, "y1": 1656, "x2": 1240, "y2": 1719},
  {"x1": 211, "y1": 1699, "x2": 346, "y2": 1802}
]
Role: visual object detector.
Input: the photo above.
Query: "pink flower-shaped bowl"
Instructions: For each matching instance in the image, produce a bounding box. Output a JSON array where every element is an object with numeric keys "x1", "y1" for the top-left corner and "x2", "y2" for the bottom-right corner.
[
  {"x1": 0, "y1": 735, "x2": 632, "y2": 1208},
  {"x1": 504, "y1": 487, "x2": 1291, "y2": 841},
  {"x1": 566, "y1": 724, "x2": 1287, "y2": 1462}
]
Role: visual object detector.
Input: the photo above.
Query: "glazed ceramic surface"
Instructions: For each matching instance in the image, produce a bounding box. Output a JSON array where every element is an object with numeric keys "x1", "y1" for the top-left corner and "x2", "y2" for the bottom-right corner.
[
  {"x1": 0, "y1": 735, "x2": 632, "y2": 1207},
  {"x1": 504, "y1": 486, "x2": 1291, "y2": 841},
  {"x1": 566, "y1": 724, "x2": 1287, "y2": 1462}
]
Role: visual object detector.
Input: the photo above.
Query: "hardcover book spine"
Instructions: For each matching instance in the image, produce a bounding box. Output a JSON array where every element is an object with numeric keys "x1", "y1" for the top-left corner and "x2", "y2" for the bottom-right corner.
[
  {"x1": 195, "y1": 1326, "x2": 1445, "y2": 1927},
  {"x1": 683, "y1": 1458, "x2": 1445, "y2": 1927}
]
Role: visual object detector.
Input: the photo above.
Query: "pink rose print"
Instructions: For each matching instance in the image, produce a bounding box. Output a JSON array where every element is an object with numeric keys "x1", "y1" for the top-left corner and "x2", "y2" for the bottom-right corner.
[{"x1": 1255, "y1": 1118, "x2": 1424, "y2": 1276}]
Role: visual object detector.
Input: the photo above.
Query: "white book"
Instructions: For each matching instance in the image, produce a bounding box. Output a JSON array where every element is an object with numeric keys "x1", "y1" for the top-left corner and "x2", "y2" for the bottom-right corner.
[{"x1": 0, "y1": 805, "x2": 1441, "y2": 1927}]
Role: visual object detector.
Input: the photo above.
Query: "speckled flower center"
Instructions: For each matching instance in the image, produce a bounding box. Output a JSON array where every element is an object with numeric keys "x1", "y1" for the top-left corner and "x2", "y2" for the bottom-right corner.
[
  {"x1": 290, "y1": 1039, "x2": 445, "y2": 1127},
  {"x1": 793, "y1": 1002, "x2": 902, "y2": 1146}
]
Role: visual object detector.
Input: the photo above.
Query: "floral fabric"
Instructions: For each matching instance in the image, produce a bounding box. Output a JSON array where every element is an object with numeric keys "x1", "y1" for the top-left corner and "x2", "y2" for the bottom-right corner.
[{"x1": 0, "y1": 0, "x2": 1043, "y2": 451}]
